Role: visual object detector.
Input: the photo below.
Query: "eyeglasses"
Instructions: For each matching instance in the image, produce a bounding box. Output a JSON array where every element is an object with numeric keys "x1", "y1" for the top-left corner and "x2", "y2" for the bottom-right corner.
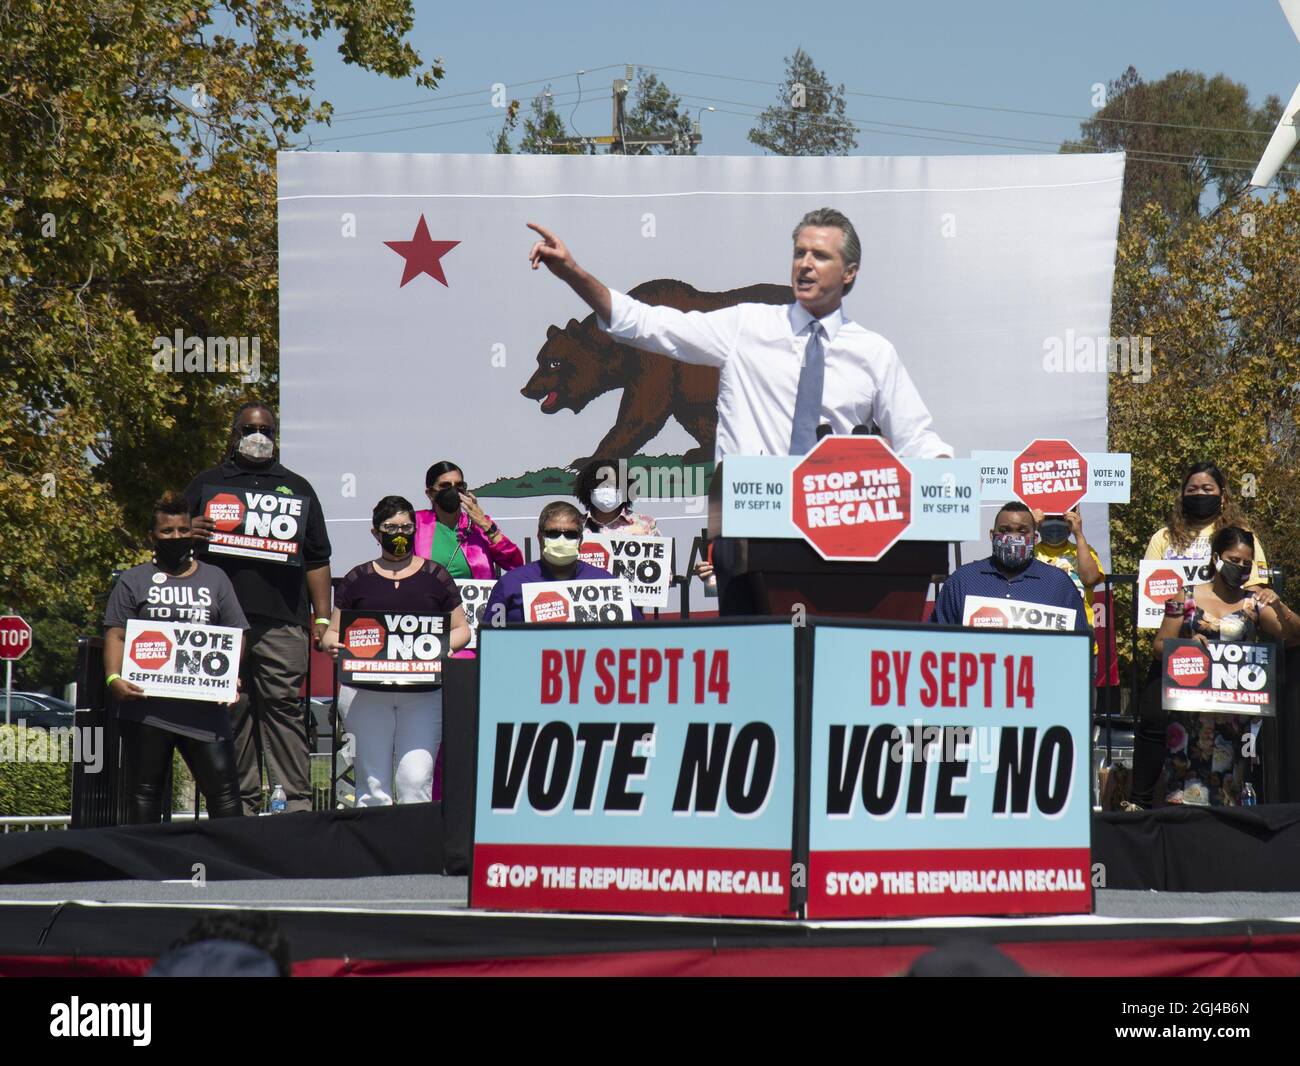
[
  {"x1": 541, "y1": 528, "x2": 581, "y2": 541},
  {"x1": 239, "y1": 424, "x2": 274, "y2": 436},
  {"x1": 379, "y1": 523, "x2": 415, "y2": 535}
]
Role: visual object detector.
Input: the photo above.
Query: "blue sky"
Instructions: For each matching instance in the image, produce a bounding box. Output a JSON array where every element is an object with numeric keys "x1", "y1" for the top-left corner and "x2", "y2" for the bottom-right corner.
[{"x1": 289, "y1": 0, "x2": 1300, "y2": 169}]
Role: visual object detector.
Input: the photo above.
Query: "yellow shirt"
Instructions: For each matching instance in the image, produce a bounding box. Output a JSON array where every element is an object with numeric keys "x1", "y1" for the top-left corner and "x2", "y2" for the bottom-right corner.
[
  {"x1": 1144, "y1": 524, "x2": 1270, "y2": 587},
  {"x1": 1034, "y1": 540, "x2": 1104, "y2": 626}
]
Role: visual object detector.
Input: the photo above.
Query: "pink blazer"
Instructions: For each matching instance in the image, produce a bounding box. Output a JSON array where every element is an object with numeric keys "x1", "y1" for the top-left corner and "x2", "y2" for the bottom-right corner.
[{"x1": 413, "y1": 509, "x2": 523, "y2": 579}]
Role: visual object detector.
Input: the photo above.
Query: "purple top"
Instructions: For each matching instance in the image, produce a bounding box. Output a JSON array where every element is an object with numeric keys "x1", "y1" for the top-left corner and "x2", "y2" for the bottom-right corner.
[
  {"x1": 335, "y1": 559, "x2": 462, "y2": 614},
  {"x1": 484, "y1": 560, "x2": 644, "y2": 624}
]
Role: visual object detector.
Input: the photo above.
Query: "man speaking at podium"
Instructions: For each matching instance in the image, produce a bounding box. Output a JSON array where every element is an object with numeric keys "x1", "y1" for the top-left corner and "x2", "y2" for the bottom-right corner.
[{"x1": 526, "y1": 207, "x2": 952, "y2": 462}]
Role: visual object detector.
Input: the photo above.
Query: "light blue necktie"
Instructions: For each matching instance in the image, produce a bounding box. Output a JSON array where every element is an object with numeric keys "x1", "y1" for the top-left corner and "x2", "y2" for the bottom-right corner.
[{"x1": 789, "y1": 321, "x2": 826, "y2": 454}]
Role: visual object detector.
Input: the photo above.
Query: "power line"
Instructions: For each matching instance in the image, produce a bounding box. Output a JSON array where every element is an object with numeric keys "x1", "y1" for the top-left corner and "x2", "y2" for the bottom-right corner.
[
  {"x1": 675, "y1": 92, "x2": 1300, "y2": 179},
  {"x1": 294, "y1": 89, "x2": 597, "y2": 147},
  {"x1": 638, "y1": 62, "x2": 1280, "y2": 139},
  {"x1": 328, "y1": 64, "x2": 624, "y2": 118}
]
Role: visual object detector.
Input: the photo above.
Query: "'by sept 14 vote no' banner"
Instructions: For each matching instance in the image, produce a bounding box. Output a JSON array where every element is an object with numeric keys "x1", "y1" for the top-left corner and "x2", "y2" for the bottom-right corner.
[
  {"x1": 809, "y1": 622, "x2": 1092, "y2": 918},
  {"x1": 472, "y1": 623, "x2": 796, "y2": 917}
]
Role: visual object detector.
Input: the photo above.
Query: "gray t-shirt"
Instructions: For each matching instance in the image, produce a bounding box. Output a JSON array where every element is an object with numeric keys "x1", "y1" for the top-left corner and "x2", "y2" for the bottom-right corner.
[{"x1": 104, "y1": 561, "x2": 249, "y2": 741}]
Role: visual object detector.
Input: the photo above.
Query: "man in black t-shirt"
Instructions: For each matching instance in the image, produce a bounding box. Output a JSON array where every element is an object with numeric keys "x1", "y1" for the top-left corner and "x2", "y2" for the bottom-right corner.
[{"x1": 185, "y1": 401, "x2": 332, "y2": 815}]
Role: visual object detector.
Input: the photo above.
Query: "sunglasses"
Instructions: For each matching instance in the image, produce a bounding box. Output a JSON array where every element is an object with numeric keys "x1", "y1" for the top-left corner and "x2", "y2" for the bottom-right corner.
[
  {"x1": 429, "y1": 482, "x2": 468, "y2": 494},
  {"x1": 239, "y1": 424, "x2": 274, "y2": 436},
  {"x1": 541, "y1": 528, "x2": 581, "y2": 541}
]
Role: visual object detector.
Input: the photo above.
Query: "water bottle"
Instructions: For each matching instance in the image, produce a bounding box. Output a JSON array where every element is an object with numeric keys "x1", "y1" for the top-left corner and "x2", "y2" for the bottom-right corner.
[
  {"x1": 1240, "y1": 782, "x2": 1257, "y2": 807},
  {"x1": 270, "y1": 783, "x2": 287, "y2": 814}
]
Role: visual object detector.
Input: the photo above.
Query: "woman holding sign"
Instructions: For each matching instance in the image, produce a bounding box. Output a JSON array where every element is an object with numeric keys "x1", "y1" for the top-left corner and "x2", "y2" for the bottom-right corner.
[
  {"x1": 1144, "y1": 462, "x2": 1272, "y2": 587},
  {"x1": 1130, "y1": 527, "x2": 1300, "y2": 809},
  {"x1": 102, "y1": 492, "x2": 249, "y2": 823},
  {"x1": 322, "y1": 496, "x2": 471, "y2": 806}
]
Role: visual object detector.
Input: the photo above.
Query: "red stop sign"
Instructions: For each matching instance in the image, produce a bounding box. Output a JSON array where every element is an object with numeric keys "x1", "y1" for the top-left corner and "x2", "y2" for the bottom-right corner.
[
  {"x1": 791, "y1": 436, "x2": 912, "y2": 562},
  {"x1": 128, "y1": 629, "x2": 173, "y2": 671},
  {"x1": 1012, "y1": 439, "x2": 1088, "y2": 515},
  {"x1": 529, "y1": 589, "x2": 572, "y2": 624},
  {"x1": 968, "y1": 604, "x2": 1009, "y2": 629},
  {"x1": 1144, "y1": 568, "x2": 1183, "y2": 606},
  {"x1": 205, "y1": 491, "x2": 245, "y2": 532},
  {"x1": 0, "y1": 616, "x2": 32, "y2": 661},
  {"x1": 1167, "y1": 646, "x2": 1209, "y2": 687},
  {"x1": 344, "y1": 617, "x2": 385, "y2": 658},
  {"x1": 579, "y1": 540, "x2": 610, "y2": 570}
]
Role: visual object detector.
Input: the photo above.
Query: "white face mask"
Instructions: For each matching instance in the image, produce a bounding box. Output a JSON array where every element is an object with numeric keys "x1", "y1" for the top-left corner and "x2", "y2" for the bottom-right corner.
[
  {"x1": 237, "y1": 432, "x2": 274, "y2": 461},
  {"x1": 591, "y1": 485, "x2": 622, "y2": 513}
]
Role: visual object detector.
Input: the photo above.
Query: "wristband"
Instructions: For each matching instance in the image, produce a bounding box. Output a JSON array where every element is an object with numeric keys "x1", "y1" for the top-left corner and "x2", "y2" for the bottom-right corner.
[
  {"x1": 314, "y1": 617, "x2": 330, "y2": 627},
  {"x1": 106, "y1": 673, "x2": 121, "y2": 686},
  {"x1": 485, "y1": 523, "x2": 500, "y2": 538}
]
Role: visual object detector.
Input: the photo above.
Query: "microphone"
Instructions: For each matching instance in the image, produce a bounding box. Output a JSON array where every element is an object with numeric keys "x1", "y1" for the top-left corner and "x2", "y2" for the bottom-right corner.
[
  {"x1": 816, "y1": 423, "x2": 833, "y2": 441},
  {"x1": 852, "y1": 421, "x2": 881, "y2": 436}
]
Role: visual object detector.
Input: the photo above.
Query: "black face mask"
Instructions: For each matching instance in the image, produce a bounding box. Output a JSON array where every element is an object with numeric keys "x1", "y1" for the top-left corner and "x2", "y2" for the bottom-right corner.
[
  {"x1": 433, "y1": 486, "x2": 461, "y2": 513},
  {"x1": 1039, "y1": 518, "x2": 1071, "y2": 546},
  {"x1": 1217, "y1": 559, "x2": 1250, "y2": 588},
  {"x1": 380, "y1": 530, "x2": 413, "y2": 558},
  {"x1": 154, "y1": 537, "x2": 194, "y2": 571},
  {"x1": 1181, "y1": 493, "x2": 1222, "y2": 521}
]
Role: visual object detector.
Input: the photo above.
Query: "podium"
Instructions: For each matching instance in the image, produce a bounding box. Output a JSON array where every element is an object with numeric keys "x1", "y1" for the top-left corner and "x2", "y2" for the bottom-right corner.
[{"x1": 708, "y1": 461, "x2": 951, "y2": 622}]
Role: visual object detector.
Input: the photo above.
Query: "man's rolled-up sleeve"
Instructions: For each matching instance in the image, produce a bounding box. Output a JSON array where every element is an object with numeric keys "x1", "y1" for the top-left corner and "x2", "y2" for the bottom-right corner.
[
  {"x1": 600, "y1": 289, "x2": 744, "y2": 368},
  {"x1": 873, "y1": 344, "x2": 952, "y2": 459}
]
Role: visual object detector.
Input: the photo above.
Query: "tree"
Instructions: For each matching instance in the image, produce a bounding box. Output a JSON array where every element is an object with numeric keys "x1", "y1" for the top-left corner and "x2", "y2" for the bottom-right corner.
[
  {"x1": 623, "y1": 69, "x2": 695, "y2": 155},
  {"x1": 0, "y1": 0, "x2": 438, "y2": 689},
  {"x1": 748, "y1": 48, "x2": 857, "y2": 156},
  {"x1": 518, "y1": 87, "x2": 583, "y2": 154},
  {"x1": 1062, "y1": 67, "x2": 1297, "y2": 228},
  {"x1": 490, "y1": 99, "x2": 519, "y2": 154},
  {"x1": 1107, "y1": 194, "x2": 1300, "y2": 638}
]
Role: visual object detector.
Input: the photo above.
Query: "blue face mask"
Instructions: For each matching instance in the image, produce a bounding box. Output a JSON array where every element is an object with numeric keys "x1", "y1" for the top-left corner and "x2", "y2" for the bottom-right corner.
[
  {"x1": 991, "y1": 532, "x2": 1035, "y2": 569},
  {"x1": 1038, "y1": 518, "x2": 1070, "y2": 546}
]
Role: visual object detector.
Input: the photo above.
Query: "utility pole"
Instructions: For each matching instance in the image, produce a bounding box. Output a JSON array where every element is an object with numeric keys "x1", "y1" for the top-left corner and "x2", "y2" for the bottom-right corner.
[{"x1": 545, "y1": 65, "x2": 702, "y2": 155}]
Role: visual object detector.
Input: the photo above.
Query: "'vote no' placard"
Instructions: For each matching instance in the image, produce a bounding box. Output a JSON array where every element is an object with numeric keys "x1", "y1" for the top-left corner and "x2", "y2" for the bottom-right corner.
[{"x1": 201, "y1": 485, "x2": 311, "y2": 567}]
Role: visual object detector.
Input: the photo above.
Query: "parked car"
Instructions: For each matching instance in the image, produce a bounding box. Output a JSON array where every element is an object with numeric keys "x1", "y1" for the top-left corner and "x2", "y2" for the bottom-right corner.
[{"x1": 1, "y1": 692, "x2": 76, "y2": 730}]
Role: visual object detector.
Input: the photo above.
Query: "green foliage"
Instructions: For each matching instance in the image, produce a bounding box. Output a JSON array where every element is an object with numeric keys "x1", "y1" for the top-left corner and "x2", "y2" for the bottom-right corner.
[
  {"x1": 0, "y1": 726, "x2": 73, "y2": 816},
  {"x1": 1, "y1": 0, "x2": 437, "y2": 689},
  {"x1": 1062, "y1": 66, "x2": 1297, "y2": 228},
  {"x1": 747, "y1": 47, "x2": 856, "y2": 157},
  {"x1": 624, "y1": 69, "x2": 695, "y2": 155},
  {"x1": 518, "y1": 86, "x2": 582, "y2": 155},
  {"x1": 1108, "y1": 195, "x2": 1300, "y2": 594}
]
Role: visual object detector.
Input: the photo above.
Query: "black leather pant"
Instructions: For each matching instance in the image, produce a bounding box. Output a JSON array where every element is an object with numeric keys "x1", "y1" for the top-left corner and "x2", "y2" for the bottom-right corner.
[{"x1": 122, "y1": 720, "x2": 243, "y2": 824}]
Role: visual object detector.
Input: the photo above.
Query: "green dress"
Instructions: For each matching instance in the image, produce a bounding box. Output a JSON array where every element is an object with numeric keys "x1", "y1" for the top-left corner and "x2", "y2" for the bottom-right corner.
[{"x1": 428, "y1": 521, "x2": 472, "y2": 579}]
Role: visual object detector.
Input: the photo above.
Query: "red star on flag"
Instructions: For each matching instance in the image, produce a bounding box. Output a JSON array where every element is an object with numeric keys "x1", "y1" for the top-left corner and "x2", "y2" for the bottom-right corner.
[{"x1": 384, "y1": 215, "x2": 459, "y2": 287}]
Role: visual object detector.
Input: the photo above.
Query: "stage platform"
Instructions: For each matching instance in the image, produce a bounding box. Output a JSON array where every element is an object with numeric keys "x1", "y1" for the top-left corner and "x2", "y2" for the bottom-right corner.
[
  {"x1": 2, "y1": 879, "x2": 1300, "y2": 977},
  {"x1": 3, "y1": 803, "x2": 1300, "y2": 976}
]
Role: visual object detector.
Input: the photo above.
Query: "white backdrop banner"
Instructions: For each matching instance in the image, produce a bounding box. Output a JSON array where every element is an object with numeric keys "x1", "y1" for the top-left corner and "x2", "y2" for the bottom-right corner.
[{"x1": 277, "y1": 152, "x2": 1124, "y2": 594}]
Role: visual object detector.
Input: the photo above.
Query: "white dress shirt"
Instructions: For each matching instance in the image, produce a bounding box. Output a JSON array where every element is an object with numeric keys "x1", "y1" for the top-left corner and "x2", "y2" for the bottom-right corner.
[{"x1": 600, "y1": 290, "x2": 952, "y2": 461}]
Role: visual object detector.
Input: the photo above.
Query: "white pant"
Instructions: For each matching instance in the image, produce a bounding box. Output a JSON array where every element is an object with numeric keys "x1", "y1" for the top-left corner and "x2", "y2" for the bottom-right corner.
[{"x1": 338, "y1": 685, "x2": 442, "y2": 806}]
